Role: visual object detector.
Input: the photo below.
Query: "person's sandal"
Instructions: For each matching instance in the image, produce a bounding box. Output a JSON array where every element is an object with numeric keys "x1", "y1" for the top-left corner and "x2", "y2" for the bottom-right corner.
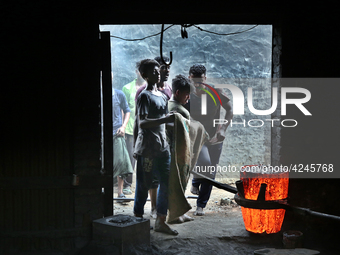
[
  {"x1": 194, "y1": 207, "x2": 205, "y2": 216},
  {"x1": 182, "y1": 214, "x2": 194, "y2": 221},
  {"x1": 150, "y1": 208, "x2": 157, "y2": 219},
  {"x1": 122, "y1": 188, "x2": 133, "y2": 195},
  {"x1": 167, "y1": 216, "x2": 184, "y2": 224},
  {"x1": 117, "y1": 193, "x2": 129, "y2": 203}
]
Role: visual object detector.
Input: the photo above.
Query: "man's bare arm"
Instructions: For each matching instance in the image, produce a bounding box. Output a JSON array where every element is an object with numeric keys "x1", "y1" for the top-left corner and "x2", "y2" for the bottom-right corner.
[
  {"x1": 139, "y1": 113, "x2": 175, "y2": 129},
  {"x1": 117, "y1": 111, "x2": 130, "y2": 136}
]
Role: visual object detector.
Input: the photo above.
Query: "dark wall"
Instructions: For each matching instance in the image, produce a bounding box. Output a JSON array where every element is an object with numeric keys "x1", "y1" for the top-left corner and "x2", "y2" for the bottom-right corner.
[
  {"x1": 1, "y1": 1, "x2": 340, "y2": 253},
  {"x1": 1, "y1": 2, "x2": 103, "y2": 253},
  {"x1": 279, "y1": 10, "x2": 340, "y2": 250}
]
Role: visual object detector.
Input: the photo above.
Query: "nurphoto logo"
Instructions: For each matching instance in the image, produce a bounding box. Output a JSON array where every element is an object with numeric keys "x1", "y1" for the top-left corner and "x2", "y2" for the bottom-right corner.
[{"x1": 200, "y1": 82, "x2": 312, "y2": 128}]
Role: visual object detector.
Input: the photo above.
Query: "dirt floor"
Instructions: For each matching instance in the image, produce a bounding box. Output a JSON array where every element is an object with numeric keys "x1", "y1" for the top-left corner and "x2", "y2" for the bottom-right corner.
[
  {"x1": 111, "y1": 176, "x2": 292, "y2": 255},
  {"x1": 76, "y1": 171, "x2": 337, "y2": 255}
]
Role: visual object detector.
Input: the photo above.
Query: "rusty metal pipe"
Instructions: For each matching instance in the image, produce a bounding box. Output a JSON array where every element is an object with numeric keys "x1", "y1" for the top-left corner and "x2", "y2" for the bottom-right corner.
[
  {"x1": 190, "y1": 170, "x2": 237, "y2": 194},
  {"x1": 113, "y1": 195, "x2": 199, "y2": 202}
]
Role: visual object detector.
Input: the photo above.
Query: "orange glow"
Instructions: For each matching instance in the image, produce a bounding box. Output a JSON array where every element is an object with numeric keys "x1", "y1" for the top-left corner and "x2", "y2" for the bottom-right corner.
[{"x1": 240, "y1": 166, "x2": 289, "y2": 234}]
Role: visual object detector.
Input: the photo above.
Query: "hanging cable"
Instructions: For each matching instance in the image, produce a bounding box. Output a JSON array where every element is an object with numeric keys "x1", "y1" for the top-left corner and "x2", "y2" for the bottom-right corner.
[
  {"x1": 109, "y1": 24, "x2": 259, "y2": 41},
  {"x1": 193, "y1": 24, "x2": 259, "y2": 36}
]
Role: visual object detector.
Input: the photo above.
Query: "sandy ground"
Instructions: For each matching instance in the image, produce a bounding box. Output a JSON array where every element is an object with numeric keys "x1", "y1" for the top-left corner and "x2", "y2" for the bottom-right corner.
[
  {"x1": 112, "y1": 175, "x2": 281, "y2": 255},
  {"x1": 75, "y1": 170, "x2": 336, "y2": 255},
  {"x1": 77, "y1": 173, "x2": 334, "y2": 255},
  {"x1": 113, "y1": 174, "x2": 238, "y2": 218}
]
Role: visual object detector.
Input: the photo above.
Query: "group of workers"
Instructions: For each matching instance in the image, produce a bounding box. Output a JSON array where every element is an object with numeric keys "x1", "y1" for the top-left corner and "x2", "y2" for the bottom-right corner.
[{"x1": 112, "y1": 56, "x2": 233, "y2": 235}]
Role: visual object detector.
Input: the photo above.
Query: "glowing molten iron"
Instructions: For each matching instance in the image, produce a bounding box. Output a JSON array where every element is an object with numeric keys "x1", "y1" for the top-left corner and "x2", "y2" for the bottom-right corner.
[{"x1": 240, "y1": 166, "x2": 289, "y2": 234}]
